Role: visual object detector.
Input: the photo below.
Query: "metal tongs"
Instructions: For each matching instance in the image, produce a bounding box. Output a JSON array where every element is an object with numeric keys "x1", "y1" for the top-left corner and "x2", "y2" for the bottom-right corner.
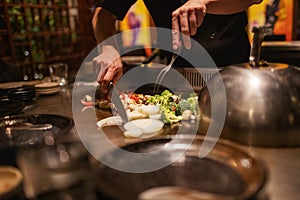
[
  {"x1": 107, "y1": 82, "x2": 128, "y2": 123},
  {"x1": 153, "y1": 42, "x2": 183, "y2": 94}
]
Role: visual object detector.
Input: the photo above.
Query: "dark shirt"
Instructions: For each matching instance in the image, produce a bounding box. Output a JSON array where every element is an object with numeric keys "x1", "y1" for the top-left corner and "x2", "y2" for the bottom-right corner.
[{"x1": 96, "y1": 0, "x2": 251, "y2": 67}]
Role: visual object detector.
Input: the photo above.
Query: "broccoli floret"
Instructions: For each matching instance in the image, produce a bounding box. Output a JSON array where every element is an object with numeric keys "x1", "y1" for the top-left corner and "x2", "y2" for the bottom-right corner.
[
  {"x1": 160, "y1": 110, "x2": 170, "y2": 124},
  {"x1": 147, "y1": 90, "x2": 176, "y2": 106},
  {"x1": 187, "y1": 96, "x2": 198, "y2": 114},
  {"x1": 177, "y1": 99, "x2": 191, "y2": 114},
  {"x1": 160, "y1": 109, "x2": 182, "y2": 124},
  {"x1": 147, "y1": 90, "x2": 197, "y2": 124},
  {"x1": 161, "y1": 90, "x2": 172, "y2": 97}
]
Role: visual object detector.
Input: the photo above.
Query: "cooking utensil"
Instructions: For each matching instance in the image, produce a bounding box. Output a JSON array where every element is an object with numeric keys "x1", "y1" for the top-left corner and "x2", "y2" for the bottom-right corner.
[
  {"x1": 249, "y1": 26, "x2": 273, "y2": 67},
  {"x1": 108, "y1": 82, "x2": 128, "y2": 123},
  {"x1": 0, "y1": 114, "x2": 73, "y2": 166},
  {"x1": 94, "y1": 136, "x2": 266, "y2": 200},
  {"x1": 198, "y1": 26, "x2": 300, "y2": 147},
  {"x1": 0, "y1": 114, "x2": 73, "y2": 149},
  {"x1": 5, "y1": 123, "x2": 53, "y2": 133},
  {"x1": 142, "y1": 48, "x2": 160, "y2": 64},
  {"x1": 153, "y1": 43, "x2": 183, "y2": 94}
]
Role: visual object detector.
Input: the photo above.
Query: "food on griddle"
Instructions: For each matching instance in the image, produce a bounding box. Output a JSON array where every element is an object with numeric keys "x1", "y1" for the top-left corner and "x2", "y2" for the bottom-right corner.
[
  {"x1": 86, "y1": 90, "x2": 199, "y2": 124},
  {"x1": 119, "y1": 90, "x2": 198, "y2": 124},
  {"x1": 96, "y1": 99, "x2": 112, "y2": 110}
]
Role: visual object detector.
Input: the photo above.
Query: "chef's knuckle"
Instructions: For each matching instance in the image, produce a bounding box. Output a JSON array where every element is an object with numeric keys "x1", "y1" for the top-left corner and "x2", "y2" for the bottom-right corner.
[
  {"x1": 181, "y1": 26, "x2": 189, "y2": 33},
  {"x1": 172, "y1": 10, "x2": 179, "y2": 17}
]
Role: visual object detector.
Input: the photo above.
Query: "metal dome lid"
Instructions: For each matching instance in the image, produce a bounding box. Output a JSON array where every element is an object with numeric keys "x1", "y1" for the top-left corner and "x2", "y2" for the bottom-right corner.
[{"x1": 198, "y1": 26, "x2": 300, "y2": 147}]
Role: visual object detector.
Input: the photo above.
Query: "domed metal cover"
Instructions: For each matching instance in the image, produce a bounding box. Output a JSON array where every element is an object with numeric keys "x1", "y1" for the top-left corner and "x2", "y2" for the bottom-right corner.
[{"x1": 198, "y1": 63, "x2": 300, "y2": 147}]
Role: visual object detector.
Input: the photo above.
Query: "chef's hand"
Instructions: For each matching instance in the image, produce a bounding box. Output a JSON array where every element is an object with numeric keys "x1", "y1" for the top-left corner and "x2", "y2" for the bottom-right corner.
[
  {"x1": 93, "y1": 45, "x2": 123, "y2": 93},
  {"x1": 172, "y1": 0, "x2": 207, "y2": 50}
]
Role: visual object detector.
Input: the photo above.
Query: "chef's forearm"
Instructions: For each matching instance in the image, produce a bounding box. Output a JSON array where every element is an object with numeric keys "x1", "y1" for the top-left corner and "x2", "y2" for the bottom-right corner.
[
  {"x1": 92, "y1": 7, "x2": 118, "y2": 44},
  {"x1": 204, "y1": 0, "x2": 263, "y2": 14}
]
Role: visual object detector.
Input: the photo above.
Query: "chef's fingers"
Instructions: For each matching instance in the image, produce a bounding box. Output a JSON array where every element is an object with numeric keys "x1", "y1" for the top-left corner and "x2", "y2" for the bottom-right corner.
[
  {"x1": 188, "y1": 9, "x2": 197, "y2": 36},
  {"x1": 93, "y1": 56, "x2": 109, "y2": 92},
  {"x1": 179, "y1": 10, "x2": 191, "y2": 49},
  {"x1": 93, "y1": 55, "x2": 107, "y2": 82},
  {"x1": 95, "y1": 64, "x2": 106, "y2": 92},
  {"x1": 112, "y1": 69, "x2": 123, "y2": 86},
  {"x1": 195, "y1": 8, "x2": 206, "y2": 27},
  {"x1": 172, "y1": 12, "x2": 180, "y2": 50},
  {"x1": 102, "y1": 59, "x2": 123, "y2": 93},
  {"x1": 101, "y1": 72, "x2": 112, "y2": 93},
  {"x1": 98, "y1": 61, "x2": 109, "y2": 82}
]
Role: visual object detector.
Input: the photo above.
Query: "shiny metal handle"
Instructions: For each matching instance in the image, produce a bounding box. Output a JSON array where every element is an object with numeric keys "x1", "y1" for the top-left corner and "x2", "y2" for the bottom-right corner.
[
  {"x1": 6, "y1": 123, "x2": 53, "y2": 131},
  {"x1": 249, "y1": 25, "x2": 273, "y2": 68},
  {"x1": 5, "y1": 123, "x2": 53, "y2": 138}
]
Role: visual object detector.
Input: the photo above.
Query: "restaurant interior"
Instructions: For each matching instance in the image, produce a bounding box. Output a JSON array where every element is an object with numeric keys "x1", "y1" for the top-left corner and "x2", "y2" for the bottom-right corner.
[{"x1": 0, "y1": 0, "x2": 299, "y2": 200}]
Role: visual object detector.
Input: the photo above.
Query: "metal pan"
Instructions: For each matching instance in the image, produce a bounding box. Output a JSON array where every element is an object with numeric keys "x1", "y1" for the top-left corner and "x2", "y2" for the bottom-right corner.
[
  {"x1": 0, "y1": 114, "x2": 73, "y2": 149},
  {"x1": 94, "y1": 136, "x2": 266, "y2": 200},
  {"x1": 0, "y1": 114, "x2": 73, "y2": 166}
]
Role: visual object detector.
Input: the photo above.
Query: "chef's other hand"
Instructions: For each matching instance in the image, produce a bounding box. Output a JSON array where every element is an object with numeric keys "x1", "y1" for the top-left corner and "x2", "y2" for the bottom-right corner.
[
  {"x1": 93, "y1": 45, "x2": 123, "y2": 93},
  {"x1": 172, "y1": 0, "x2": 207, "y2": 50}
]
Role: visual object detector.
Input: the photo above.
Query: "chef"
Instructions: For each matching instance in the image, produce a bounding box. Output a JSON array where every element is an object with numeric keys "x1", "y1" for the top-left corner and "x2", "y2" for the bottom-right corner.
[{"x1": 92, "y1": 0, "x2": 263, "y2": 92}]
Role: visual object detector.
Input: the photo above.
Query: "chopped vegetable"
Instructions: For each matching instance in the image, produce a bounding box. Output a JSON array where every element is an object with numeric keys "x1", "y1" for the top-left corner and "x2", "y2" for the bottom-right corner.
[
  {"x1": 161, "y1": 109, "x2": 182, "y2": 124},
  {"x1": 146, "y1": 90, "x2": 198, "y2": 124}
]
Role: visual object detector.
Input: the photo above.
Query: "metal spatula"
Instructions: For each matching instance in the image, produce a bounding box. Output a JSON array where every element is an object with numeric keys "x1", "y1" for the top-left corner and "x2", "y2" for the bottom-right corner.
[{"x1": 108, "y1": 82, "x2": 128, "y2": 123}]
